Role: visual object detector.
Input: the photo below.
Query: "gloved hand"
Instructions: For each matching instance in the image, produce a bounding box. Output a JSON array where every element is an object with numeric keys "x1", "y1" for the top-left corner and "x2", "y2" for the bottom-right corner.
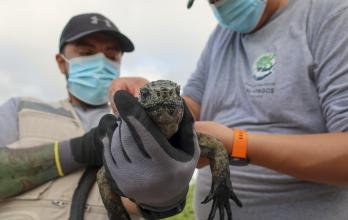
[
  {"x1": 59, "y1": 114, "x2": 117, "y2": 170},
  {"x1": 103, "y1": 90, "x2": 200, "y2": 218}
]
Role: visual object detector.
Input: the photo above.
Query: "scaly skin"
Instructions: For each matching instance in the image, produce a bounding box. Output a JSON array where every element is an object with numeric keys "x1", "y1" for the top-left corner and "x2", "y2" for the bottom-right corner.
[
  {"x1": 97, "y1": 80, "x2": 242, "y2": 220},
  {"x1": 0, "y1": 143, "x2": 59, "y2": 200},
  {"x1": 97, "y1": 167, "x2": 131, "y2": 220},
  {"x1": 198, "y1": 133, "x2": 242, "y2": 220}
]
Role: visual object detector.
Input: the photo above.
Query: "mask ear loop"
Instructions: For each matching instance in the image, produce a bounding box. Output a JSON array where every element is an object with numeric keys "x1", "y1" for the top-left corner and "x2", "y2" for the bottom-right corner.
[
  {"x1": 211, "y1": 0, "x2": 226, "y2": 7},
  {"x1": 60, "y1": 54, "x2": 68, "y2": 61}
]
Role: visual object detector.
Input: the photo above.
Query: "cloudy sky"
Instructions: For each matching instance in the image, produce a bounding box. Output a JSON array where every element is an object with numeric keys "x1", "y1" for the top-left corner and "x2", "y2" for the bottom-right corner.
[{"x1": 0, "y1": 0, "x2": 216, "y2": 104}]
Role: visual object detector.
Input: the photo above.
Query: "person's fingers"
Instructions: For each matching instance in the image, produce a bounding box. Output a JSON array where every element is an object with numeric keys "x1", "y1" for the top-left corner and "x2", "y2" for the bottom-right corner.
[
  {"x1": 108, "y1": 77, "x2": 149, "y2": 112},
  {"x1": 108, "y1": 80, "x2": 127, "y2": 113},
  {"x1": 108, "y1": 77, "x2": 149, "y2": 99}
]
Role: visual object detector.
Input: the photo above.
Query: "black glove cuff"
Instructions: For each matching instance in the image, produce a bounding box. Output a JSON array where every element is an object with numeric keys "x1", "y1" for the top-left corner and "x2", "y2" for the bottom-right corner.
[
  {"x1": 70, "y1": 128, "x2": 103, "y2": 166},
  {"x1": 139, "y1": 197, "x2": 187, "y2": 220},
  {"x1": 168, "y1": 100, "x2": 196, "y2": 157}
]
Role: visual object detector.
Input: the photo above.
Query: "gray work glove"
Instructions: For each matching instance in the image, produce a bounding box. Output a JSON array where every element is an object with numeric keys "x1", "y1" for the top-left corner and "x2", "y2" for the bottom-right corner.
[{"x1": 103, "y1": 91, "x2": 200, "y2": 218}]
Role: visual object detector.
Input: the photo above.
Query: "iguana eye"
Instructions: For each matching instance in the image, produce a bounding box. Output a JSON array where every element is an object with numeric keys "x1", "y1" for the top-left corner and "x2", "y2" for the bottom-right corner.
[{"x1": 140, "y1": 88, "x2": 151, "y2": 100}]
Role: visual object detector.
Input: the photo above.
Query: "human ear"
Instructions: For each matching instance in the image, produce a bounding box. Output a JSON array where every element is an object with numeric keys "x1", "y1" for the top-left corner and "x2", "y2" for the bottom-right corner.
[{"x1": 55, "y1": 54, "x2": 68, "y2": 77}]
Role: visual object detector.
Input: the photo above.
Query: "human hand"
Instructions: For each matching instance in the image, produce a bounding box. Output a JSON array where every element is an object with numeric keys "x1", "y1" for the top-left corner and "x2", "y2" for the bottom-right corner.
[
  {"x1": 69, "y1": 114, "x2": 118, "y2": 167},
  {"x1": 103, "y1": 90, "x2": 200, "y2": 219},
  {"x1": 195, "y1": 121, "x2": 233, "y2": 168},
  {"x1": 108, "y1": 77, "x2": 149, "y2": 113},
  {"x1": 195, "y1": 121, "x2": 243, "y2": 220}
]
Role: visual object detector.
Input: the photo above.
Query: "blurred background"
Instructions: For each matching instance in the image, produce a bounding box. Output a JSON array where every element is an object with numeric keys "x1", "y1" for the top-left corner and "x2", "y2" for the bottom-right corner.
[{"x1": 0, "y1": 0, "x2": 216, "y2": 103}]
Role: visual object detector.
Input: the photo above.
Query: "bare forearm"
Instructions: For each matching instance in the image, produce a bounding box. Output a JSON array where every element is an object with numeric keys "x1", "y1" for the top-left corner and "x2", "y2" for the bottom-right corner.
[
  {"x1": 183, "y1": 96, "x2": 201, "y2": 120},
  {"x1": 0, "y1": 144, "x2": 59, "y2": 199},
  {"x1": 248, "y1": 132, "x2": 348, "y2": 185},
  {"x1": 195, "y1": 122, "x2": 348, "y2": 185}
]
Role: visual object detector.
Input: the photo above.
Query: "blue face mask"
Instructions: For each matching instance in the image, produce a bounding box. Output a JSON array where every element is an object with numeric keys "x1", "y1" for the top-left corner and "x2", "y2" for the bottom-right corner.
[
  {"x1": 211, "y1": 0, "x2": 267, "y2": 33},
  {"x1": 63, "y1": 53, "x2": 120, "y2": 106}
]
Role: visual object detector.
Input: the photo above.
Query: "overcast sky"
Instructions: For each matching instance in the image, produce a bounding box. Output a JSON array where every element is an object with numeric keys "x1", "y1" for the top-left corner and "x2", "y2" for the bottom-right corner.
[{"x1": 0, "y1": 0, "x2": 216, "y2": 104}]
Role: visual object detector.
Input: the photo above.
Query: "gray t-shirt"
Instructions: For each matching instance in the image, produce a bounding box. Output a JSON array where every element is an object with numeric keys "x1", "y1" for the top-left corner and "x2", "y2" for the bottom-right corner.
[
  {"x1": 183, "y1": 0, "x2": 348, "y2": 219},
  {"x1": 0, "y1": 97, "x2": 111, "y2": 147}
]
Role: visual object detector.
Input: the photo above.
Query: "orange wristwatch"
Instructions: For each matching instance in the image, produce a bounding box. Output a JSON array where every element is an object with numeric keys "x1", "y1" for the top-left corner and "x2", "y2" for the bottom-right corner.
[{"x1": 230, "y1": 128, "x2": 250, "y2": 166}]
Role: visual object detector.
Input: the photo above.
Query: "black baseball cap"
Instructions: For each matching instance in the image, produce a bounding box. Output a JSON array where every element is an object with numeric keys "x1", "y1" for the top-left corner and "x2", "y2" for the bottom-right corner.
[{"x1": 59, "y1": 13, "x2": 134, "y2": 52}]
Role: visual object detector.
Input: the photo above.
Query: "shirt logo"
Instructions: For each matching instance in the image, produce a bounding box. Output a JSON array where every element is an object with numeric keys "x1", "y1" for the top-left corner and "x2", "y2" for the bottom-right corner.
[{"x1": 252, "y1": 53, "x2": 276, "y2": 81}]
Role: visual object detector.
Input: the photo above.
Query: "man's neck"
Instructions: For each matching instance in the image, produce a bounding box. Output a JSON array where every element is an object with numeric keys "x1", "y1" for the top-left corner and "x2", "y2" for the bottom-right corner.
[{"x1": 254, "y1": 0, "x2": 289, "y2": 32}]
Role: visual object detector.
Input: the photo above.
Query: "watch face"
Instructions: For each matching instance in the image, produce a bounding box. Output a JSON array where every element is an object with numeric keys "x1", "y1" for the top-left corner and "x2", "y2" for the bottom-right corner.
[{"x1": 229, "y1": 156, "x2": 250, "y2": 166}]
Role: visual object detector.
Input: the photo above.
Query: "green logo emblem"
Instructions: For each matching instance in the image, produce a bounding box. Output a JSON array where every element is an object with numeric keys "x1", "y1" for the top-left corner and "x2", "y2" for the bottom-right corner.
[{"x1": 252, "y1": 53, "x2": 276, "y2": 81}]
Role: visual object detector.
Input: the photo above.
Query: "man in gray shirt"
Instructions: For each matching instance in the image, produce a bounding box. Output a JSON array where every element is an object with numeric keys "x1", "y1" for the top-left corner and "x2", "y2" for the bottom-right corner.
[
  {"x1": 183, "y1": 0, "x2": 348, "y2": 219},
  {"x1": 109, "y1": 0, "x2": 348, "y2": 219}
]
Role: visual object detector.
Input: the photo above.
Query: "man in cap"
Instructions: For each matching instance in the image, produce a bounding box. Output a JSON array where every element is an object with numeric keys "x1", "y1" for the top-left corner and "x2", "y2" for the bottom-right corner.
[
  {"x1": 109, "y1": 0, "x2": 348, "y2": 219},
  {"x1": 0, "y1": 11, "x2": 200, "y2": 220},
  {"x1": 0, "y1": 13, "x2": 140, "y2": 219}
]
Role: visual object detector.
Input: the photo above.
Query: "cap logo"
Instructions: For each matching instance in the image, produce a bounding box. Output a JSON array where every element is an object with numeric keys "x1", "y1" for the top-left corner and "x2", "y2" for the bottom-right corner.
[{"x1": 90, "y1": 16, "x2": 112, "y2": 27}]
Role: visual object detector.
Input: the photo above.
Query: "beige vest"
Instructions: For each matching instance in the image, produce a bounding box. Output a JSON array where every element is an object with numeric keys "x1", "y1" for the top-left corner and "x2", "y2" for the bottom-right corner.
[{"x1": 0, "y1": 98, "x2": 108, "y2": 220}]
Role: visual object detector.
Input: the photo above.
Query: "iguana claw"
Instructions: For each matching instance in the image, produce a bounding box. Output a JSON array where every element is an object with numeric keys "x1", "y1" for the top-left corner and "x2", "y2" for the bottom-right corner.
[{"x1": 202, "y1": 172, "x2": 242, "y2": 220}]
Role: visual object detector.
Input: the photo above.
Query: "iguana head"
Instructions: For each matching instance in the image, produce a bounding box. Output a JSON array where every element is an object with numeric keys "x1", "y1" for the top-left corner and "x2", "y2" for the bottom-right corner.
[{"x1": 139, "y1": 80, "x2": 184, "y2": 138}]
